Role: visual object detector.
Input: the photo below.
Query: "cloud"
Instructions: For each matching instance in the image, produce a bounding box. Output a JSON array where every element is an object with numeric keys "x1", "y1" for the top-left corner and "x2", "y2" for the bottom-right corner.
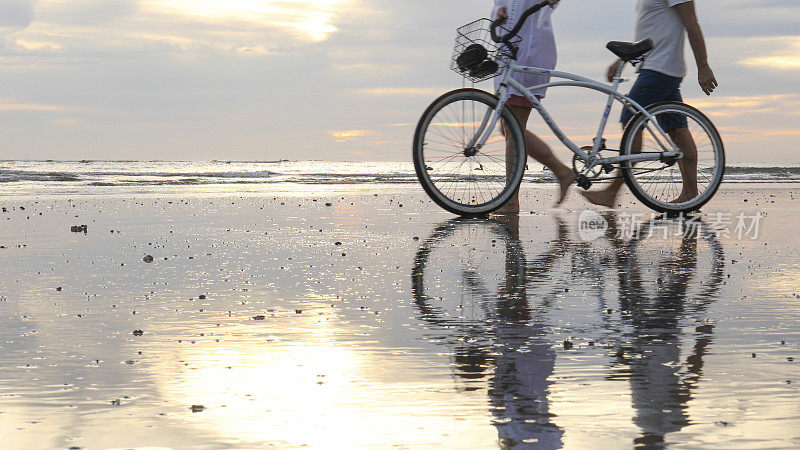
[
  {"x1": 687, "y1": 94, "x2": 800, "y2": 117},
  {"x1": 37, "y1": 0, "x2": 138, "y2": 25},
  {"x1": 0, "y1": 99, "x2": 67, "y2": 112},
  {"x1": 738, "y1": 36, "x2": 800, "y2": 70},
  {"x1": 52, "y1": 117, "x2": 86, "y2": 127},
  {"x1": 742, "y1": 56, "x2": 800, "y2": 70},
  {"x1": 0, "y1": 0, "x2": 799, "y2": 162},
  {"x1": 718, "y1": 126, "x2": 800, "y2": 143},
  {"x1": 140, "y1": 0, "x2": 352, "y2": 43},
  {"x1": 0, "y1": 0, "x2": 35, "y2": 32},
  {"x1": 330, "y1": 129, "x2": 371, "y2": 142},
  {"x1": 355, "y1": 87, "x2": 450, "y2": 97}
]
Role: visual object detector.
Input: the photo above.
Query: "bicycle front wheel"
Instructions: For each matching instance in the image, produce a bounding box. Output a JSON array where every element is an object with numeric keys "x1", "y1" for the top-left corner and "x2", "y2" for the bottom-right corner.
[
  {"x1": 621, "y1": 102, "x2": 725, "y2": 213},
  {"x1": 413, "y1": 88, "x2": 526, "y2": 216}
]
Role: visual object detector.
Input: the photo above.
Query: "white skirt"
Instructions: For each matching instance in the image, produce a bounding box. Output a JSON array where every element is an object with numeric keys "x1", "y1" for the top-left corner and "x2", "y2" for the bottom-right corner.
[{"x1": 493, "y1": 0, "x2": 558, "y2": 99}]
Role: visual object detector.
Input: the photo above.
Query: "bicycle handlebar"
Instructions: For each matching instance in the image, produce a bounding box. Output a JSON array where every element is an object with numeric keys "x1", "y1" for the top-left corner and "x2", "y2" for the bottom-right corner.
[{"x1": 490, "y1": 0, "x2": 552, "y2": 44}]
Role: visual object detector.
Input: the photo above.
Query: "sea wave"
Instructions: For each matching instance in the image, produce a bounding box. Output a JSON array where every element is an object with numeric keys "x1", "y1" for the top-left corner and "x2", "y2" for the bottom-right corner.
[
  {"x1": 1, "y1": 162, "x2": 800, "y2": 187},
  {"x1": 0, "y1": 169, "x2": 277, "y2": 180},
  {"x1": 0, "y1": 172, "x2": 83, "y2": 183}
]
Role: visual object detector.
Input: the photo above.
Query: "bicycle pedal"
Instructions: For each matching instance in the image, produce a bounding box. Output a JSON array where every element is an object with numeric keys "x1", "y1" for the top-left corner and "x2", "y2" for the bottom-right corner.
[
  {"x1": 602, "y1": 163, "x2": 615, "y2": 174},
  {"x1": 576, "y1": 175, "x2": 592, "y2": 190}
]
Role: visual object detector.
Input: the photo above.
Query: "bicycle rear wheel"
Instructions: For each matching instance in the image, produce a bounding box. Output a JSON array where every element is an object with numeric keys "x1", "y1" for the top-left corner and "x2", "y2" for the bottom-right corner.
[
  {"x1": 413, "y1": 88, "x2": 526, "y2": 216},
  {"x1": 621, "y1": 102, "x2": 725, "y2": 213}
]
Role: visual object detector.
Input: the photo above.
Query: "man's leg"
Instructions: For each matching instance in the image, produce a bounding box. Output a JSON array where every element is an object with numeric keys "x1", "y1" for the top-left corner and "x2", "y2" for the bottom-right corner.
[
  {"x1": 582, "y1": 70, "x2": 680, "y2": 208},
  {"x1": 580, "y1": 128, "x2": 641, "y2": 208},
  {"x1": 668, "y1": 127, "x2": 699, "y2": 202}
]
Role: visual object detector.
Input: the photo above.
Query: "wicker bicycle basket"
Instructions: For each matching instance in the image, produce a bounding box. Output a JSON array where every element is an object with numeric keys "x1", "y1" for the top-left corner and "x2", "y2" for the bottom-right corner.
[{"x1": 451, "y1": 18, "x2": 521, "y2": 83}]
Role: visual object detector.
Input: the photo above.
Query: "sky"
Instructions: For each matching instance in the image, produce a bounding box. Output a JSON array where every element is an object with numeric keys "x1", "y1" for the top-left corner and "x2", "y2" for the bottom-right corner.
[{"x1": 0, "y1": 0, "x2": 799, "y2": 163}]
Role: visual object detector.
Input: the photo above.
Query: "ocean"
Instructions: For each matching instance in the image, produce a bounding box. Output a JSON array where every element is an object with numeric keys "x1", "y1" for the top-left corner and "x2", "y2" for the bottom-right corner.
[{"x1": 1, "y1": 160, "x2": 799, "y2": 197}]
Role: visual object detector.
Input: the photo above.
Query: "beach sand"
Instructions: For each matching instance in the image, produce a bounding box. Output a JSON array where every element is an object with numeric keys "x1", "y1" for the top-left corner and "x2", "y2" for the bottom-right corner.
[{"x1": 0, "y1": 183, "x2": 798, "y2": 449}]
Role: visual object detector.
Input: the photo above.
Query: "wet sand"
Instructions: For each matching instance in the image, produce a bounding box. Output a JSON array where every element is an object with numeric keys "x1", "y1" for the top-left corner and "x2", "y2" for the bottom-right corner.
[{"x1": 0, "y1": 184, "x2": 799, "y2": 449}]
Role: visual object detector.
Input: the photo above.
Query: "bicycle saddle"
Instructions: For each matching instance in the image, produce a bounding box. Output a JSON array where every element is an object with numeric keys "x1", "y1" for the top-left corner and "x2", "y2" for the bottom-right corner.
[{"x1": 606, "y1": 39, "x2": 653, "y2": 61}]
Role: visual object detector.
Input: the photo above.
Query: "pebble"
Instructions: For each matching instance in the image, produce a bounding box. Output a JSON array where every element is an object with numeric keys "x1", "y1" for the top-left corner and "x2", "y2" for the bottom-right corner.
[
  {"x1": 70, "y1": 225, "x2": 88, "y2": 233},
  {"x1": 143, "y1": 255, "x2": 154, "y2": 263}
]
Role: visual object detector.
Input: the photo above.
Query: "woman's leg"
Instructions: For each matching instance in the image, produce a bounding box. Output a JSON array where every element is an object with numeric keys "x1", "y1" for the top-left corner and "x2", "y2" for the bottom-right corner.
[{"x1": 497, "y1": 103, "x2": 576, "y2": 214}]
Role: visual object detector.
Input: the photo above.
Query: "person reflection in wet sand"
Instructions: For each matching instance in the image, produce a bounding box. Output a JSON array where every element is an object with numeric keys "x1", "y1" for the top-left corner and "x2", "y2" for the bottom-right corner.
[
  {"x1": 412, "y1": 216, "x2": 566, "y2": 449},
  {"x1": 491, "y1": 214, "x2": 565, "y2": 448},
  {"x1": 605, "y1": 215, "x2": 723, "y2": 448},
  {"x1": 413, "y1": 214, "x2": 723, "y2": 449}
]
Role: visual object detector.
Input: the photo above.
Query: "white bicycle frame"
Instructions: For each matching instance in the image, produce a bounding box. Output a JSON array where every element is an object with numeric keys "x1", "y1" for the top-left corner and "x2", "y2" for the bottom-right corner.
[{"x1": 466, "y1": 56, "x2": 682, "y2": 177}]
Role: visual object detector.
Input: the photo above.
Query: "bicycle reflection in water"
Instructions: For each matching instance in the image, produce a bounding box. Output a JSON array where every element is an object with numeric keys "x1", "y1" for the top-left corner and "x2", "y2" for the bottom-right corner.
[{"x1": 411, "y1": 214, "x2": 724, "y2": 449}]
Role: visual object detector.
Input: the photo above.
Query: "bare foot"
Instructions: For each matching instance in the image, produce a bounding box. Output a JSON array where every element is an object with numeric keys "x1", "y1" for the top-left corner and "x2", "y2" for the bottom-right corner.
[
  {"x1": 491, "y1": 200, "x2": 520, "y2": 216},
  {"x1": 555, "y1": 172, "x2": 577, "y2": 206},
  {"x1": 580, "y1": 189, "x2": 618, "y2": 208},
  {"x1": 670, "y1": 191, "x2": 699, "y2": 204}
]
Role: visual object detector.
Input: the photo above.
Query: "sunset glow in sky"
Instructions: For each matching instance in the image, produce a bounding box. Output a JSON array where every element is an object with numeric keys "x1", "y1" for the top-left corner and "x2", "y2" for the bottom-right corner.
[{"x1": 0, "y1": 0, "x2": 798, "y2": 162}]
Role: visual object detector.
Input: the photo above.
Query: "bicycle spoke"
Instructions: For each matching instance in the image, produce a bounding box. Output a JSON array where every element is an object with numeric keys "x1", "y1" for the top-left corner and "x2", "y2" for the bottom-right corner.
[
  {"x1": 623, "y1": 104, "x2": 723, "y2": 210},
  {"x1": 415, "y1": 92, "x2": 524, "y2": 212}
]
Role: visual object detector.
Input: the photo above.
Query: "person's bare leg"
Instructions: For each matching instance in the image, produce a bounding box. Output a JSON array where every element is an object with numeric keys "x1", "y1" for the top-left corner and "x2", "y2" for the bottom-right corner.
[
  {"x1": 495, "y1": 110, "x2": 527, "y2": 215},
  {"x1": 581, "y1": 128, "x2": 641, "y2": 208},
  {"x1": 668, "y1": 127, "x2": 699, "y2": 203},
  {"x1": 496, "y1": 103, "x2": 576, "y2": 214},
  {"x1": 523, "y1": 128, "x2": 577, "y2": 205}
]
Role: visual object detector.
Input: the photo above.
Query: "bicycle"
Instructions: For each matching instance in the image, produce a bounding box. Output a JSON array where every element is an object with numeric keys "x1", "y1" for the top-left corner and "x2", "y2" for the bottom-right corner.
[{"x1": 413, "y1": 0, "x2": 725, "y2": 216}]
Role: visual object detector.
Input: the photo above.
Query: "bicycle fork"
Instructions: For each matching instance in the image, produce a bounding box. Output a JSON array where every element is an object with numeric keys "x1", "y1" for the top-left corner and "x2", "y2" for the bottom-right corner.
[{"x1": 464, "y1": 94, "x2": 507, "y2": 156}]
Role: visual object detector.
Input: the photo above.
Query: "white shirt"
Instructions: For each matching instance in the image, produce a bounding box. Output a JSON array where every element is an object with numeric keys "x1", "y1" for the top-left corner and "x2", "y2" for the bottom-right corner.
[
  {"x1": 635, "y1": 0, "x2": 692, "y2": 78},
  {"x1": 492, "y1": 0, "x2": 558, "y2": 98}
]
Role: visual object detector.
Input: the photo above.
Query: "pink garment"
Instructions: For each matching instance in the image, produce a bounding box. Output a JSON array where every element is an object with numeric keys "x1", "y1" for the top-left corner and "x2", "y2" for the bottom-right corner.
[
  {"x1": 492, "y1": 0, "x2": 558, "y2": 99},
  {"x1": 507, "y1": 94, "x2": 534, "y2": 108}
]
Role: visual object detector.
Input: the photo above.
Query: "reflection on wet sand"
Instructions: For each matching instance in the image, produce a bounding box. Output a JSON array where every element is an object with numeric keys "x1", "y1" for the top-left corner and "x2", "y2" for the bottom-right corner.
[
  {"x1": 5, "y1": 190, "x2": 799, "y2": 448},
  {"x1": 413, "y1": 214, "x2": 724, "y2": 449},
  {"x1": 611, "y1": 216, "x2": 724, "y2": 448}
]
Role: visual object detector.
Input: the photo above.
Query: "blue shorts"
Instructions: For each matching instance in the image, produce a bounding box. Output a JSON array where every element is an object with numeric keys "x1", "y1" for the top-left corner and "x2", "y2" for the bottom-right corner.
[{"x1": 620, "y1": 69, "x2": 688, "y2": 132}]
